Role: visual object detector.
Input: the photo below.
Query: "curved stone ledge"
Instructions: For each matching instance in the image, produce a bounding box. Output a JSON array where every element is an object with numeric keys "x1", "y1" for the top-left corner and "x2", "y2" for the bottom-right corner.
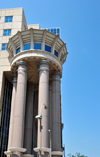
[
  {"x1": 51, "y1": 151, "x2": 64, "y2": 155},
  {"x1": 9, "y1": 147, "x2": 27, "y2": 153},
  {"x1": 4, "y1": 151, "x2": 12, "y2": 155},
  {"x1": 34, "y1": 147, "x2": 51, "y2": 153},
  {"x1": 10, "y1": 50, "x2": 62, "y2": 72},
  {"x1": 23, "y1": 154, "x2": 34, "y2": 157}
]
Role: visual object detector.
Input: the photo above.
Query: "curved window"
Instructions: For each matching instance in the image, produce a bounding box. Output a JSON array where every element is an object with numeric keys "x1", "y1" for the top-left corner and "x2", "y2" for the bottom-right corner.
[
  {"x1": 24, "y1": 43, "x2": 31, "y2": 50},
  {"x1": 54, "y1": 50, "x2": 58, "y2": 57},
  {"x1": 16, "y1": 48, "x2": 20, "y2": 54},
  {"x1": 45, "y1": 45, "x2": 51, "y2": 53},
  {"x1": 34, "y1": 43, "x2": 41, "y2": 50}
]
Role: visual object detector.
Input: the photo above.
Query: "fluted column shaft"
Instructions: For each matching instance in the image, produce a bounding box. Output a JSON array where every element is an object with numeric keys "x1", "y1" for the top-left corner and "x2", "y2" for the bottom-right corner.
[
  {"x1": 7, "y1": 74, "x2": 17, "y2": 151},
  {"x1": 51, "y1": 72, "x2": 61, "y2": 152},
  {"x1": 24, "y1": 83, "x2": 34, "y2": 154},
  {"x1": 12, "y1": 61, "x2": 27, "y2": 151},
  {"x1": 38, "y1": 60, "x2": 49, "y2": 148}
]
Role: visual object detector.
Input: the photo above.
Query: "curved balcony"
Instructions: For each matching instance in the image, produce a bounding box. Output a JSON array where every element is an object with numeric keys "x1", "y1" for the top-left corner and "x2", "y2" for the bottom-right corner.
[{"x1": 6, "y1": 28, "x2": 68, "y2": 73}]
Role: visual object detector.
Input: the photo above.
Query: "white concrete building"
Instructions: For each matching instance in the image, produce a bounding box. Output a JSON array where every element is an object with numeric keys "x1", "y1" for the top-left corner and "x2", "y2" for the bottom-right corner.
[{"x1": 0, "y1": 8, "x2": 68, "y2": 157}]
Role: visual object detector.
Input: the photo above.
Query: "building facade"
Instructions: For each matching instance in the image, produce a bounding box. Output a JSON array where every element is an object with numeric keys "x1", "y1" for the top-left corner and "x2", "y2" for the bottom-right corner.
[{"x1": 0, "y1": 8, "x2": 68, "y2": 157}]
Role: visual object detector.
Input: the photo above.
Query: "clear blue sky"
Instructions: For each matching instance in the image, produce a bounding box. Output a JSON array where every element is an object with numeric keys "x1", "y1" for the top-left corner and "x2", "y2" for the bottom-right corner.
[{"x1": 0, "y1": 0, "x2": 100, "y2": 157}]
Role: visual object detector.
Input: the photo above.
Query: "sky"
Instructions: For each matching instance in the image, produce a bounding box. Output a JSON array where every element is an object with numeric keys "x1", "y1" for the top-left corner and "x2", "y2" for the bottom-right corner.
[{"x1": 0, "y1": 0, "x2": 100, "y2": 157}]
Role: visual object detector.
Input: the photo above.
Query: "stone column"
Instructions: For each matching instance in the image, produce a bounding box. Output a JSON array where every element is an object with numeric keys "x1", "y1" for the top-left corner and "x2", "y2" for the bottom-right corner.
[
  {"x1": 51, "y1": 72, "x2": 61, "y2": 152},
  {"x1": 48, "y1": 83, "x2": 52, "y2": 148},
  {"x1": 34, "y1": 87, "x2": 38, "y2": 123},
  {"x1": 7, "y1": 74, "x2": 17, "y2": 154},
  {"x1": 24, "y1": 82, "x2": 34, "y2": 154},
  {"x1": 37, "y1": 60, "x2": 49, "y2": 152},
  {"x1": 33, "y1": 87, "x2": 38, "y2": 156},
  {"x1": 11, "y1": 61, "x2": 28, "y2": 157}
]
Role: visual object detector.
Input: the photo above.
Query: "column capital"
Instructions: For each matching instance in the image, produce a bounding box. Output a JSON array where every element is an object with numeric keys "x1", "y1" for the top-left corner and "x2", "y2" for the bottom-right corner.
[
  {"x1": 51, "y1": 71, "x2": 62, "y2": 82},
  {"x1": 52, "y1": 71, "x2": 62, "y2": 78},
  {"x1": 52, "y1": 77, "x2": 61, "y2": 82},
  {"x1": 38, "y1": 60, "x2": 50, "y2": 72},
  {"x1": 17, "y1": 61, "x2": 28, "y2": 73},
  {"x1": 39, "y1": 67, "x2": 49, "y2": 72},
  {"x1": 17, "y1": 61, "x2": 28, "y2": 66},
  {"x1": 38, "y1": 60, "x2": 50, "y2": 66}
]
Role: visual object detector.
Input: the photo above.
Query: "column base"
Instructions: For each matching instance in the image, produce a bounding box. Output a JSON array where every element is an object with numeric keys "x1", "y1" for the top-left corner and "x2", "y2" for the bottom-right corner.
[
  {"x1": 9, "y1": 147, "x2": 27, "y2": 152},
  {"x1": 34, "y1": 147, "x2": 51, "y2": 154},
  {"x1": 51, "y1": 151, "x2": 64, "y2": 156},
  {"x1": 23, "y1": 154, "x2": 34, "y2": 157},
  {"x1": 4, "y1": 151, "x2": 12, "y2": 156}
]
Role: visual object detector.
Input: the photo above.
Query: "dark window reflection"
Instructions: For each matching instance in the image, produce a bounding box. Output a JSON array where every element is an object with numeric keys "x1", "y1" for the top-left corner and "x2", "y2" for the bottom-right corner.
[
  {"x1": 45, "y1": 45, "x2": 51, "y2": 53},
  {"x1": 16, "y1": 48, "x2": 20, "y2": 54},
  {"x1": 0, "y1": 77, "x2": 12, "y2": 157},
  {"x1": 54, "y1": 50, "x2": 58, "y2": 57}
]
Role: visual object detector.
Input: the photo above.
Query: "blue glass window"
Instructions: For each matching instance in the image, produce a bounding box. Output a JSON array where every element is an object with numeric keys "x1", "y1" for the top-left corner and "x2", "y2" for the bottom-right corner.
[
  {"x1": 0, "y1": 17, "x2": 1, "y2": 21},
  {"x1": 24, "y1": 43, "x2": 31, "y2": 50},
  {"x1": 51, "y1": 29, "x2": 53, "y2": 33},
  {"x1": 34, "y1": 43, "x2": 41, "y2": 50},
  {"x1": 57, "y1": 28, "x2": 60, "y2": 37},
  {"x1": 45, "y1": 45, "x2": 51, "y2": 53},
  {"x1": 5, "y1": 16, "x2": 13, "y2": 23},
  {"x1": 1, "y1": 43, "x2": 7, "y2": 50},
  {"x1": 16, "y1": 48, "x2": 20, "y2": 54},
  {"x1": 47, "y1": 29, "x2": 50, "y2": 32},
  {"x1": 54, "y1": 50, "x2": 58, "y2": 57},
  {"x1": 54, "y1": 28, "x2": 56, "y2": 34},
  {"x1": 47, "y1": 28, "x2": 60, "y2": 37},
  {"x1": 3, "y1": 29, "x2": 11, "y2": 36},
  {"x1": 57, "y1": 28, "x2": 59, "y2": 33}
]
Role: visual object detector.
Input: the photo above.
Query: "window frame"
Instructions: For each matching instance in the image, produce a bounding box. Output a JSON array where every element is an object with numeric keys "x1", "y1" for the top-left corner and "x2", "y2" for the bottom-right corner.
[
  {"x1": 5, "y1": 16, "x2": 13, "y2": 23},
  {"x1": 3, "y1": 29, "x2": 11, "y2": 36},
  {"x1": 1, "y1": 43, "x2": 7, "y2": 51}
]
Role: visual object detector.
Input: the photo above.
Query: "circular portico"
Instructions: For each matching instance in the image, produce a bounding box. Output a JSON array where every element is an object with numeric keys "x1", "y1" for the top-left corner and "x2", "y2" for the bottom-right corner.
[
  {"x1": 7, "y1": 28, "x2": 67, "y2": 72},
  {"x1": 5, "y1": 28, "x2": 68, "y2": 157}
]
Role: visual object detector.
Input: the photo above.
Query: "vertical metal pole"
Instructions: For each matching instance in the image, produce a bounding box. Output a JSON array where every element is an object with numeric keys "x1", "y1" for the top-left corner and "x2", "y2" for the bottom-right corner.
[
  {"x1": 50, "y1": 131, "x2": 51, "y2": 157},
  {"x1": 39, "y1": 119, "x2": 42, "y2": 157}
]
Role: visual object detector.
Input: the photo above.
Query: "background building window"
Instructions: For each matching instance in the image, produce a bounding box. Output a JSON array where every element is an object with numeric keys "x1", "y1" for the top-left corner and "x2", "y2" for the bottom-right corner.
[
  {"x1": 5, "y1": 16, "x2": 13, "y2": 23},
  {"x1": 45, "y1": 45, "x2": 51, "y2": 53},
  {"x1": 0, "y1": 77, "x2": 12, "y2": 157},
  {"x1": 24, "y1": 43, "x2": 31, "y2": 50},
  {"x1": 54, "y1": 50, "x2": 58, "y2": 57},
  {"x1": 16, "y1": 48, "x2": 20, "y2": 54},
  {"x1": 1, "y1": 44, "x2": 7, "y2": 50},
  {"x1": 34, "y1": 43, "x2": 41, "y2": 50},
  {"x1": 0, "y1": 17, "x2": 1, "y2": 21},
  {"x1": 3, "y1": 29, "x2": 11, "y2": 36},
  {"x1": 47, "y1": 28, "x2": 60, "y2": 37}
]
